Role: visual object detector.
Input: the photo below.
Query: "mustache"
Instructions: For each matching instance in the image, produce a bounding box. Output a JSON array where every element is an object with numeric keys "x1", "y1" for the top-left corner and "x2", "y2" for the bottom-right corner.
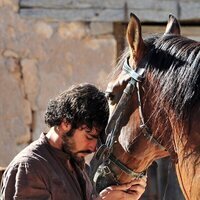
[{"x1": 77, "y1": 150, "x2": 93, "y2": 154}]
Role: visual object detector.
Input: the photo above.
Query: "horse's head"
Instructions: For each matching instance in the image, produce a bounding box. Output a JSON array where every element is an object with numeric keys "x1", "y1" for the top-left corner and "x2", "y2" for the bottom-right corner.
[{"x1": 92, "y1": 13, "x2": 182, "y2": 193}]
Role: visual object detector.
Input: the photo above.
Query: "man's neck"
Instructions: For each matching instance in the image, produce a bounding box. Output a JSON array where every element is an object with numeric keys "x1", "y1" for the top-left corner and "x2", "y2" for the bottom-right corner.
[{"x1": 46, "y1": 126, "x2": 62, "y2": 150}]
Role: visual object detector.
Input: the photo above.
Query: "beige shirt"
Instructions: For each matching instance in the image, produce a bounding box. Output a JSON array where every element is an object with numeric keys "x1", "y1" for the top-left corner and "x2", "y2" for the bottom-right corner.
[{"x1": 1, "y1": 133, "x2": 97, "y2": 200}]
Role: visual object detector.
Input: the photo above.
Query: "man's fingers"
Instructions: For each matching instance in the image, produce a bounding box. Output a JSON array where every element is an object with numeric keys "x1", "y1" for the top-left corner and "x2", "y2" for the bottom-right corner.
[
  {"x1": 128, "y1": 184, "x2": 146, "y2": 193},
  {"x1": 131, "y1": 176, "x2": 147, "y2": 182},
  {"x1": 107, "y1": 182, "x2": 134, "y2": 191},
  {"x1": 131, "y1": 177, "x2": 147, "y2": 187},
  {"x1": 100, "y1": 177, "x2": 147, "y2": 200},
  {"x1": 99, "y1": 189, "x2": 108, "y2": 196},
  {"x1": 128, "y1": 177, "x2": 147, "y2": 191},
  {"x1": 106, "y1": 176, "x2": 147, "y2": 192}
]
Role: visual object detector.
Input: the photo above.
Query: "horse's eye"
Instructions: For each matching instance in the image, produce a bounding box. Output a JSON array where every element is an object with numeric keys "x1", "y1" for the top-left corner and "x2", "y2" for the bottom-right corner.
[{"x1": 105, "y1": 92, "x2": 115, "y2": 101}]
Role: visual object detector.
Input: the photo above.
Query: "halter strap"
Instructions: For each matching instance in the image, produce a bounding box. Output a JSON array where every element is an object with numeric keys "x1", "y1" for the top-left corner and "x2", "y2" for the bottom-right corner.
[
  {"x1": 109, "y1": 154, "x2": 146, "y2": 178},
  {"x1": 123, "y1": 57, "x2": 166, "y2": 151},
  {"x1": 92, "y1": 58, "x2": 147, "y2": 180},
  {"x1": 123, "y1": 57, "x2": 145, "y2": 82},
  {"x1": 123, "y1": 57, "x2": 145, "y2": 84}
]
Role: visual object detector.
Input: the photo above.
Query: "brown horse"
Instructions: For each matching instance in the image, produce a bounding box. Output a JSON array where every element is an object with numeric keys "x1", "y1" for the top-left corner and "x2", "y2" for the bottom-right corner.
[{"x1": 92, "y1": 14, "x2": 200, "y2": 200}]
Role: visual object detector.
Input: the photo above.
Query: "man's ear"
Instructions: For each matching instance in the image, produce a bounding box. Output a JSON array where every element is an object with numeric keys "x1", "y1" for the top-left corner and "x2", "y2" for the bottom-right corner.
[{"x1": 60, "y1": 121, "x2": 72, "y2": 134}]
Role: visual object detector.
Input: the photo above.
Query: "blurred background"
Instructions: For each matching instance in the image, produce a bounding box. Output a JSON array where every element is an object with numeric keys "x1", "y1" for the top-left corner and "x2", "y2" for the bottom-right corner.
[{"x1": 0, "y1": 0, "x2": 199, "y2": 199}]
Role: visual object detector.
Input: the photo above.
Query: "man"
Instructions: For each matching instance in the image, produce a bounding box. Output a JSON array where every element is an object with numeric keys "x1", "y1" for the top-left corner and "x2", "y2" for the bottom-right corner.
[{"x1": 1, "y1": 83, "x2": 146, "y2": 199}]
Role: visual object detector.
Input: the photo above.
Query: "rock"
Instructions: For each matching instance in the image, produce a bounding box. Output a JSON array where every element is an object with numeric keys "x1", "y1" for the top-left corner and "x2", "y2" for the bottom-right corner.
[
  {"x1": 21, "y1": 58, "x2": 40, "y2": 111},
  {"x1": 58, "y1": 22, "x2": 89, "y2": 39},
  {"x1": 35, "y1": 21, "x2": 53, "y2": 39},
  {"x1": 90, "y1": 22, "x2": 113, "y2": 35},
  {"x1": 3, "y1": 49, "x2": 19, "y2": 58}
]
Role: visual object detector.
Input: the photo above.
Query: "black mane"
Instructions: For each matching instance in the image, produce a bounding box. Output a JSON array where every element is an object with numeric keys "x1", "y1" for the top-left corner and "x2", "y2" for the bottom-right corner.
[{"x1": 144, "y1": 34, "x2": 200, "y2": 120}]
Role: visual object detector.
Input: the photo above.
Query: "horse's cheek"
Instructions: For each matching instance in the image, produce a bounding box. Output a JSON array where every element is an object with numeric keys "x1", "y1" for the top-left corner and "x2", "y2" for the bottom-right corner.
[{"x1": 118, "y1": 126, "x2": 135, "y2": 152}]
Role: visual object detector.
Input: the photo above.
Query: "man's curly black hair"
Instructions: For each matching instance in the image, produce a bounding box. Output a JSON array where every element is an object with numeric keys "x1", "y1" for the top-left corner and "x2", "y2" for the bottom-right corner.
[{"x1": 44, "y1": 83, "x2": 109, "y2": 134}]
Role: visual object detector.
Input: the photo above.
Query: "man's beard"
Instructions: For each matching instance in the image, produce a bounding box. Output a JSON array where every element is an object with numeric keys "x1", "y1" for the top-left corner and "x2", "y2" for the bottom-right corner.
[{"x1": 61, "y1": 129, "x2": 85, "y2": 168}]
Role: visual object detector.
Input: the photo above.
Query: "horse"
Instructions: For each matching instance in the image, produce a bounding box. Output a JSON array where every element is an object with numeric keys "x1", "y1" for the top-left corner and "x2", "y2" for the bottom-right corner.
[{"x1": 91, "y1": 13, "x2": 200, "y2": 200}]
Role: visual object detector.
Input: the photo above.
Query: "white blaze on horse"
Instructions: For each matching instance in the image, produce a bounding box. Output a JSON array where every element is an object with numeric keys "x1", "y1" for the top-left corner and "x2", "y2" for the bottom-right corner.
[{"x1": 91, "y1": 13, "x2": 200, "y2": 200}]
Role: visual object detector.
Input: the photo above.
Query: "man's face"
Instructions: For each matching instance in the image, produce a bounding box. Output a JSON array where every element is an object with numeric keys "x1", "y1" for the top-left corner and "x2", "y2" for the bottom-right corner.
[{"x1": 62, "y1": 125, "x2": 100, "y2": 163}]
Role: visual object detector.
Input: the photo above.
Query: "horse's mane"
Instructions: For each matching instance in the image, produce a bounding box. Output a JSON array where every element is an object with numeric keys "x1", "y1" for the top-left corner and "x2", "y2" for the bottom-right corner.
[
  {"x1": 144, "y1": 34, "x2": 200, "y2": 159},
  {"x1": 144, "y1": 34, "x2": 200, "y2": 122}
]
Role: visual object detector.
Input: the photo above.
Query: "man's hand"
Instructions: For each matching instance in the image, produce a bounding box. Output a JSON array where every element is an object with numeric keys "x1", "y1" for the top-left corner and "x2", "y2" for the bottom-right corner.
[{"x1": 99, "y1": 176, "x2": 147, "y2": 200}]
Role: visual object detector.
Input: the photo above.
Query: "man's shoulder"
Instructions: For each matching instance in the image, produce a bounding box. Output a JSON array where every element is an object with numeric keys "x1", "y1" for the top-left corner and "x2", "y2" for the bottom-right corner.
[{"x1": 8, "y1": 136, "x2": 49, "y2": 169}]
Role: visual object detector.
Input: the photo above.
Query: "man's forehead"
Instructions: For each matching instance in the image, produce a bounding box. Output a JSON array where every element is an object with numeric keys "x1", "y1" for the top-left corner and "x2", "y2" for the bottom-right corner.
[{"x1": 81, "y1": 125, "x2": 101, "y2": 135}]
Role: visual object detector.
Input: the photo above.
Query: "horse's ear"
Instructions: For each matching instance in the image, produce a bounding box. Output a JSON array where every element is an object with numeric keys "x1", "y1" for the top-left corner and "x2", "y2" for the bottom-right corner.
[
  {"x1": 126, "y1": 13, "x2": 145, "y2": 62},
  {"x1": 164, "y1": 14, "x2": 181, "y2": 35}
]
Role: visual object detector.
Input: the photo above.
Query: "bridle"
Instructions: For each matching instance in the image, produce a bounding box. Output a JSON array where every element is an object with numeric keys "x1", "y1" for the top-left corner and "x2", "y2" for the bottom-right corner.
[{"x1": 91, "y1": 56, "x2": 170, "y2": 191}]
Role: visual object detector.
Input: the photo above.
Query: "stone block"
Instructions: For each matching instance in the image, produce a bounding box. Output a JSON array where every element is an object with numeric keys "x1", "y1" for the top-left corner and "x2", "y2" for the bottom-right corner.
[
  {"x1": 0, "y1": 0, "x2": 18, "y2": 12},
  {"x1": 180, "y1": 1, "x2": 200, "y2": 20},
  {"x1": 3, "y1": 49, "x2": 19, "y2": 58},
  {"x1": 35, "y1": 21, "x2": 54, "y2": 39},
  {"x1": 21, "y1": 58, "x2": 40, "y2": 111},
  {"x1": 0, "y1": 58, "x2": 30, "y2": 166},
  {"x1": 90, "y1": 22, "x2": 113, "y2": 35},
  {"x1": 58, "y1": 22, "x2": 89, "y2": 39}
]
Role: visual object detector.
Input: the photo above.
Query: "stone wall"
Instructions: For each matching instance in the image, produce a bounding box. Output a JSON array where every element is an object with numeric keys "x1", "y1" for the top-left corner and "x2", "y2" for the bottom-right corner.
[
  {"x1": 19, "y1": 0, "x2": 200, "y2": 22},
  {"x1": 0, "y1": 0, "x2": 116, "y2": 166}
]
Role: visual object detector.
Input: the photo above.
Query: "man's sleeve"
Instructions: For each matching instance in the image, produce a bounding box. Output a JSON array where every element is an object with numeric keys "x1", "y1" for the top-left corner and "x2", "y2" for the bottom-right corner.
[{"x1": 1, "y1": 162, "x2": 51, "y2": 199}]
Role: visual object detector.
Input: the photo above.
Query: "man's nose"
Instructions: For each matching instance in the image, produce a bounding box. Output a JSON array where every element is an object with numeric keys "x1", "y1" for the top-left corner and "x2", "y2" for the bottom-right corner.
[{"x1": 88, "y1": 140, "x2": 98, "y2": 152}]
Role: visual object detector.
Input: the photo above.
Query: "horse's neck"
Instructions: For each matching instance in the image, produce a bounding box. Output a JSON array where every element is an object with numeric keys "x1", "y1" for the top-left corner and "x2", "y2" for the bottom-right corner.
[
  {"x1": 174, "y1": 138, "x2": 200, "y2": 200},
  {"x1": 172, "y1": 108, "x2": 200, "y2": 200},
  {"x1": 144, "y1": 80, "x2": 200, "y2": 199}
]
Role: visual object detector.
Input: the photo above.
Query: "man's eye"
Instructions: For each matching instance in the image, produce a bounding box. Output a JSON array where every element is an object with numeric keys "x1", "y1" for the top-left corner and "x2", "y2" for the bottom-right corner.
[{"x1": 86, "y1": 135, "x2": 93, "y2": 140}]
